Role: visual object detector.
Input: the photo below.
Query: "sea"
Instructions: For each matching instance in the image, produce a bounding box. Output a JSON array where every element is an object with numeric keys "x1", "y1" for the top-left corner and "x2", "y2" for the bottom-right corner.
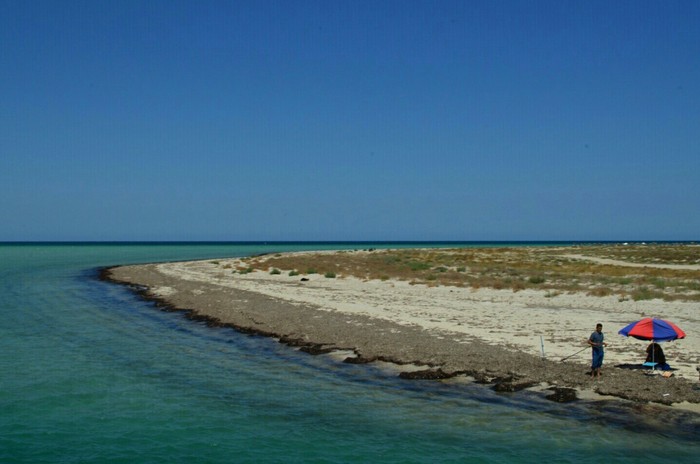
[{"x1": 1, "y1": 242, "x2": 698, "y2": 463}]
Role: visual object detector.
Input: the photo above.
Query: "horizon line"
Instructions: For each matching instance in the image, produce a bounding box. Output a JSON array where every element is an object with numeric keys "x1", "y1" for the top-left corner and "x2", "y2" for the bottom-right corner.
[{"x1": 1, "y1": 240, "x2": 698, "y2": 245}]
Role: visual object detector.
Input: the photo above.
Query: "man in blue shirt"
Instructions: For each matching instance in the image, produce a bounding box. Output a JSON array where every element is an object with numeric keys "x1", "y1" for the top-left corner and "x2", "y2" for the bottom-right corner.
[{"x1": 588, "y1": 323, "x2": 607, "y2": 379}]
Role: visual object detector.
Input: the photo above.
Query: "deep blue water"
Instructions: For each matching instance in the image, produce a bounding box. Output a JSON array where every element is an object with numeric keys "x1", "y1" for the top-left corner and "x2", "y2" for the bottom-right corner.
[{"x1": 1, "y1": 242, "x2": 698, "y2": 463}]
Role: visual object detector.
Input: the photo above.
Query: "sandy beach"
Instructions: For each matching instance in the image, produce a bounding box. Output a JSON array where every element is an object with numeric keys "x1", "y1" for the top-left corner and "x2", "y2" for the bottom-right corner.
[{"x1": 105, "y1": 249, "x2": 700, "y2": 407}]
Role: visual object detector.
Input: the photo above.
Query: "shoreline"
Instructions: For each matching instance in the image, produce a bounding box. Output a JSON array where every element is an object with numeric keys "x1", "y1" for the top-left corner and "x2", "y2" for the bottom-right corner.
[{"x1": 101, "y1": 252, "x2": 700, "y2": 411}]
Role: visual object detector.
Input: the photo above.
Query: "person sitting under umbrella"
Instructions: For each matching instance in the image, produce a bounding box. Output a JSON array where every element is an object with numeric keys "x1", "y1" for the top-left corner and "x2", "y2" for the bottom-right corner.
[
  {"x1": 619, "y1": 317, "x2": 684, "y2": 372},
  {"x1": 645, "y1": 342, "x2": 670, "y2": 370}
]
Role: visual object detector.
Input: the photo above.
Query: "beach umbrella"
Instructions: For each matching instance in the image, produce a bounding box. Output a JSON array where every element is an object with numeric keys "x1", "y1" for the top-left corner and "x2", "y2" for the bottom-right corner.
[
  {"x1": 618, "y1": 317, "x2": 686, "y2": 342},
  {"x1": 618, "y1": 317, "x2": 685, "y2": 370}
]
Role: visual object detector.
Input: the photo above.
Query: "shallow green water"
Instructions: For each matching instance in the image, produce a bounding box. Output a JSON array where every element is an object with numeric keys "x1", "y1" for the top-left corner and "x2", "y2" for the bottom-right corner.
[{"x1": 1, "y1": 243, "x2": 698, "y2": 463}]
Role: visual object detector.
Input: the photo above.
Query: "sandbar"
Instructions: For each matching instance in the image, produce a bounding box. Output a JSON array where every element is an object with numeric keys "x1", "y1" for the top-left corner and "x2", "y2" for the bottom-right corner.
[{"x1": 103, "y1": 250, "x2": 700, "y2": 407}]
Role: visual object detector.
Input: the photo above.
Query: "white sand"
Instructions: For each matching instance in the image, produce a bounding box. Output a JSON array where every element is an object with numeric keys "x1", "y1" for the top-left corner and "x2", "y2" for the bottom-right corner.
[{"x1": 151, "y1": 255, "x2": 700, "y2": 382}]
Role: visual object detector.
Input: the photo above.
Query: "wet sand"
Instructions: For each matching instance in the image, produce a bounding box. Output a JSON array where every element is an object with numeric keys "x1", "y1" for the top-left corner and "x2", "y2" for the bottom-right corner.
[{"x1": 103, "y1": 255, "x2": 700, "y2": 407}]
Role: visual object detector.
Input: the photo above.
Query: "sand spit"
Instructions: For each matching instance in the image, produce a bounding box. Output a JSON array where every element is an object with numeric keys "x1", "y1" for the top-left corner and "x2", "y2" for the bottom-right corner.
[{"x1": 104, "y1": 252, "x2": 700, "y2": 407}]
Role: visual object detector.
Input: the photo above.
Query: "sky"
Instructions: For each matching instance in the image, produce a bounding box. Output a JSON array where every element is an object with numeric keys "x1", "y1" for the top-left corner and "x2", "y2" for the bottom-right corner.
[{"x1": 1, "y1": 0, "x2": 699, "y2": 241}]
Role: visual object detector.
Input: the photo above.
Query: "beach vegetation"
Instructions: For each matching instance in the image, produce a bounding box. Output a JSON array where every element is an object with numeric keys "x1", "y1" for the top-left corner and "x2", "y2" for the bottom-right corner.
[
  {"x1": 588, "y1": 287, "x2": 612, "y2": 297},
  {"x1": 324, "y1": 272, "x2": 336, "y2": 278},
  {"x1": 289, "y1": 270, "x2": 299, "y2": 276},
  {"x1": 630, "y1": 286, "x2": 662, "y2": 301},
  {"x1": 408, "y1": 261, "x2": 432, "y2": 271},
  {"x1": 270, "y1": 268, "x2": 281, "y2": 275},
  {"x1": 232, "y1": 244, "x2": 700, "y2": 301}
]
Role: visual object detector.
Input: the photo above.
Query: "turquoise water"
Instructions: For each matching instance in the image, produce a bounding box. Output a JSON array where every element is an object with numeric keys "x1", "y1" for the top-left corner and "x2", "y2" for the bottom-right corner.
[{"x1": 1, "y1": 243, "x2": 698, "y2": 463}]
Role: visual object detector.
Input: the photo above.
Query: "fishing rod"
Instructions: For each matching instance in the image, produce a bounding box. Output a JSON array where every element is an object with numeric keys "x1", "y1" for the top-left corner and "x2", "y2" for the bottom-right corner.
[{"x1": 560, "y1": 346, "x2": 589, "y2": 362}]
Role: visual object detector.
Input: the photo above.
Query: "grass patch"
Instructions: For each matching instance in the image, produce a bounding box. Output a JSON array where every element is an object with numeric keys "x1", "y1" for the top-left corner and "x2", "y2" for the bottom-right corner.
[
  {"x1": 588, "y1": 287, "x2": 612, "y2": 297},
  {"x1": 511, "y1": 280, "x2": 526, "y2": 292},
  {"x1": 408, "y1": 261, "x2": 432, "y2": 271},
  {"x1": 324, "y1": 272, "x2": 336, "y2": 278},
  {"x1": 230, "y1": 245, "x2": 700, "y2": 300},
  {"x1": 630, "y1": 287, "x2": 661, "y2": 301}
]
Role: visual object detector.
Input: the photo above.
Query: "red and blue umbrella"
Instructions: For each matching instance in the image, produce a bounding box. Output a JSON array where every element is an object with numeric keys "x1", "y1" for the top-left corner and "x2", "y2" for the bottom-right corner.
[{"x1": 618, "y1": 317, "x2": 686, "y2": 342}]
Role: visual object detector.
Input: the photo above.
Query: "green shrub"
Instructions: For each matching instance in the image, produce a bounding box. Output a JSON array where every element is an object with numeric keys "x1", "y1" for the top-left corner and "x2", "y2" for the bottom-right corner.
[
  {"x1": 528, "y1": 275, "x2": 546, "y2": 284},
  {"x1": 408, "y1": 261, "x2": 431, "y2": 271},
  {"x1": 306, "y1": 268, "x2": 318, "y2": 274},
  {"x1": 324, "y1": 272, "x2": 336, "y2": 278},
  {"x1": 631, "y1": 287, "x2": 658, "y2": 301},
  {"x1": 270, "y1": 268, "x2": 281, "y2": 275},
  {"x1": 289, "y1": 270, "x2": 299, "y2": 276}
]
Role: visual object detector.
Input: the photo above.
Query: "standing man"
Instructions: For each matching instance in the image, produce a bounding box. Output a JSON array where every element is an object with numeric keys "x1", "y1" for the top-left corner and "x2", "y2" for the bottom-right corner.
[{"x1": 588, "y1": 323, "x2": 607, "y2": 378}]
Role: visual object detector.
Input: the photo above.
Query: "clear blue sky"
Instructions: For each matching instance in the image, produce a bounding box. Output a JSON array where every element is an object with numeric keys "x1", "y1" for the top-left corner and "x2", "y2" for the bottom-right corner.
[{"x1": 1, "y1": 0, "x2": 698, "y2": 241}]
